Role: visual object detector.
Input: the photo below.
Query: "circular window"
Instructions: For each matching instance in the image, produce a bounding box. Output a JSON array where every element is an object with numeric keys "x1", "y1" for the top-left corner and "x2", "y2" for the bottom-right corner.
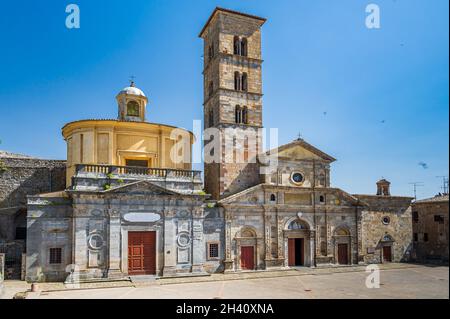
[
  {"x1": 382, "y1": 216, "x2": 390, "y2": 225},
  {"x1": 291, "y1": 172, "x2": 304, "y2": 184}
]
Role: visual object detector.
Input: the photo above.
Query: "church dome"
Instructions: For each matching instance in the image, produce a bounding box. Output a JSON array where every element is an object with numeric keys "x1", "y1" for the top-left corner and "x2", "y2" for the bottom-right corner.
[{"x1": 119, "y1": 81, "x2": 146, "y2": 97}]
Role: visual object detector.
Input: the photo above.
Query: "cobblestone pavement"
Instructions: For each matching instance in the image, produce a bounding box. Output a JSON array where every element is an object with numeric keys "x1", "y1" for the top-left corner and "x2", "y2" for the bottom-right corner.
[{"x1": 27, "y1": 265, "x2": 449, "y2": 299}]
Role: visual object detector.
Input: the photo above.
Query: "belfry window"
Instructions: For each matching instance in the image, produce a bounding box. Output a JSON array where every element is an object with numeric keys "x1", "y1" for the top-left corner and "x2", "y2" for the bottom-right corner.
[
  {"x1": 241, "y1": 38, "x2": 248, "y2": 56},
  {"x1": 127, "y1": 100, "x2": 140, "y2": 117},
  {"x1": 235, "y1": 105, "x2": 242, "y2": 123},
  {"x1": 233, "y1": 36, "x2": 248, "y2": 57},
  {"x1": 233, "y1": 36, "x2": 240, "y2": 55},
  {"x1": 242, "y1": 106, "x2": 248, "y2": 124},
  {"x1": 242, "y1": 73, "x2": 248, "y2": 91},
  {"x1": 234, "y1": 72, "x2": 241, "y2": 91}
]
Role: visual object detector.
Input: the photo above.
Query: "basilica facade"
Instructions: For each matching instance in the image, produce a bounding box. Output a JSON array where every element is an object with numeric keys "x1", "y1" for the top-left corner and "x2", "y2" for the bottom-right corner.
[{"x1": 25, "y1": 7, "x2": 413, "y2": 283}]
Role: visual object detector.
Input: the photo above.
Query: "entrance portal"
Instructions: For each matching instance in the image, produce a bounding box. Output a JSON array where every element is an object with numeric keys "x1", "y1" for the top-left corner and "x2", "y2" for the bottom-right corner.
[
  {"x1": 337, "y1": 243, "x2": 349, "y2": 265},
  {"x1": 383, "y1": 246, "x2": 392, "y2": 262},
  {"x1": 240, "y1": 246, "x2": 255, "y2": 270},
  {"x1": 288, "y1": 238, "x2": 304, "y2": 266},
  {"x1": 128, "y1": 231, "x2": 156, "y2": 275}
]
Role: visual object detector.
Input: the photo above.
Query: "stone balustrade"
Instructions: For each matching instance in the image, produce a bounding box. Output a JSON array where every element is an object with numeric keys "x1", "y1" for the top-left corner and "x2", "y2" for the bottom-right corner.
[{"x1": 72, "y1": 164, "x2": 203, "y2": 194}]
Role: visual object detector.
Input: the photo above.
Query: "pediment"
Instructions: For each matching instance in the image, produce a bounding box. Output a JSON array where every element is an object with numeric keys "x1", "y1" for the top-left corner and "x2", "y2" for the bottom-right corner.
[
  {"x1": 263, "y1": 139, "x2": 336, "y2": 162},
  {"x1": 219, "y1": 184, "x2": 264, "y2": 205},
  {"x1": 104, "y1": 180, "x2": 179, "y2": 196}
]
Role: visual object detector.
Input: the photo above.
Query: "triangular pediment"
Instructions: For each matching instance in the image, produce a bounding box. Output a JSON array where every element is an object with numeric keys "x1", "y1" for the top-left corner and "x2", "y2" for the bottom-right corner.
[
  {"x1": 219, "y1": 184, "x2": 264, "y2": 205},
  {"x1": 104, "y1": 180, "x2": 180, "y2": 196},
  {"x1": 264, "y1": 139, "x2": 336, "y2": 162}
]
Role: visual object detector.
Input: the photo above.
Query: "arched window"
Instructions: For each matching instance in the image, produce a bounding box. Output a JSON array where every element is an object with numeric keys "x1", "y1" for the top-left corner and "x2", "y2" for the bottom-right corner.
[
  {"x1": 233, "y1": 36, "x2": 240, "y2": 55},
  {"x1": 241, "y1": 73, "x2": 248, "y2": 91},
  {"x1": 127, "y1": 100, "x2": 140, "y2": 117},
  {"x1": 240, "y1": 227, "x2": 256, "y2": 238},
  {"x1": 235, "y1": 105, "x2": 242, "y2": 123},
  {"x1": 319, "y1": 195, "x2": 325, "y2": 203},
  {"x1": 208, "y1": 81, "x2": 214, "y2": 97},
  {"x1": 241, "y1": 38, "x2": 248, "y2": 56},
  {"x1": 242, "y1": 106, "x2": 248, "y2": 124},
  {"x1": 234, "y1": 71, "x2": 241, "y2": 91},
  {"x1": 335, "y1": 228, "x2": 350, "y2": 236},
  {"x1": 270, "y1": 194, "x2": 276, "y2": 202},
  {"x1": 288, "y1": 220, "x2": 308, "y2": 230}
]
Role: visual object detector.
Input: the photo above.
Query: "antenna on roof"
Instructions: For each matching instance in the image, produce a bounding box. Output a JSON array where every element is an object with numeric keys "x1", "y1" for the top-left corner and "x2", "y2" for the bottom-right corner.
[
  {"x1": 409, "y1": 182, "x2": 424, "y2": 200},
  {"x1": 436, "y1": 176, "x2": 449, "y2": 194}
]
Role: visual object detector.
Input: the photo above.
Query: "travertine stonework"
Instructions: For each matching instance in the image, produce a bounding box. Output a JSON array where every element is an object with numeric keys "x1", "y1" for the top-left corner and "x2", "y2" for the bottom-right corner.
[{"x1": 24, "y1": 8, "x2": 415, "y2": 283}]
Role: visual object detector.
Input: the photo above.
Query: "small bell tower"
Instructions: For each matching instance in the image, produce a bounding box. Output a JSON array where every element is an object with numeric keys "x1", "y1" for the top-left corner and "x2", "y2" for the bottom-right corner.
[
  {"x1": 116, "y1": 80, "x2": 148, "y2": 122},
  {"x1": 376, "y1": 178, "x2": 391, "y2": 196}
]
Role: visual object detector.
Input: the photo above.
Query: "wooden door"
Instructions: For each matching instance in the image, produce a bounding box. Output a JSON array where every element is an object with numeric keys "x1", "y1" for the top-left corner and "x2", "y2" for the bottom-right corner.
[
  {"x1": 288, "y1": 239, "x2": 296, "y2": 266},
  {"x1": 337, "y1": 244, "x2": 348, "y2": 265},
  {"x1": 240, "y1": 246, "x2": 255, "y2": 270},
  {"x1": 128, "y1": 231, "x2": 156, "y2": 275},
  {"x1": 383, "y1": 246, "x2": 392, "y2": 262}
]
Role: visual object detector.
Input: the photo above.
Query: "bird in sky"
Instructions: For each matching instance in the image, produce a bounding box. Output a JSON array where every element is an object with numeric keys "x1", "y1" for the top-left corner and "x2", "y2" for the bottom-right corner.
[{"x1": 418, "y1": 162, "x2": 429, "y2": 169}]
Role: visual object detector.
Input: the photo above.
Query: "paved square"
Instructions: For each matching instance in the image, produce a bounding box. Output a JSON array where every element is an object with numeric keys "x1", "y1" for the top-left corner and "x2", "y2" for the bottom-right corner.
[{"x1": 33, "y1": 265, "x2": 448, "y2": 299}]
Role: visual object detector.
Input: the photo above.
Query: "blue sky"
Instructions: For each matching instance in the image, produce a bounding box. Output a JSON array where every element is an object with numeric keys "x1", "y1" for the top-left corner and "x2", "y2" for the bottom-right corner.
[{"x1": 0, "y1": 0, "x2": 448, "y2": 199}]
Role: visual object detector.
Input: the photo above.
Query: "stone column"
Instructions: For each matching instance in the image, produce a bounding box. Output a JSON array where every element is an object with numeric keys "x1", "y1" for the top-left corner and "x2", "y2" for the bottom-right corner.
[
  {"x1": 277, "y1": 213, "x2": 285, "y2": 264},
  {"x1": 163, "y1": 209, "x2": 177, "y2": 276},
  {"x1": 191, "y1": 207, "x2": 206, "y2": 274},
  {"x1": 107, "y1": 209, "x2": 122, "y2": 278},
  {"x1": 309, "y1": 230, "x2": 316, "y2": 267},
  {"x1": 223, "y1": 208, "x2": 234, "y2": 272},
  {"x1": 263, "y1": 207, "x2": 272, "y2": 269},
  {"x1": 65, "y1": 207, "x2": 88, "y2": 283}
]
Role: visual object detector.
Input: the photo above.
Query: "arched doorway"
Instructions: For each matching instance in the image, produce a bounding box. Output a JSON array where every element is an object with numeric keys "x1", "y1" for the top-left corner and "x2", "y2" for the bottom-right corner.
[
  {"x1": 284, "y1": 219, "x2": 312, "y2": 267},
  {"x1": 333, "y1": 227, "x2": 351, "y2": 265}
]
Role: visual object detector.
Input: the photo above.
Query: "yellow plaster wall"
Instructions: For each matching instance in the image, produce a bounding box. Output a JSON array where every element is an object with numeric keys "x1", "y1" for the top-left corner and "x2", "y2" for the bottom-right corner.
[{"x1": 62, "y1": 120, "x2": 194, "y2": 186}]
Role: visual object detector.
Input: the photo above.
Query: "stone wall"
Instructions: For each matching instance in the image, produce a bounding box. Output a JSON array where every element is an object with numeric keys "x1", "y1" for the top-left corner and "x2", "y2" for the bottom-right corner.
[
  {"x1": 26, "y1": 194, "x2": 73, "y2": 282},
  {"x1": 356, "y1": 195, "x2": 413, "y2": 264},
  {"x1": 411, "y1": 197, "x2": 449, "y2": 264},
  {"x1": 0, "y1": 157, "x2": 66, "y2": 210}
]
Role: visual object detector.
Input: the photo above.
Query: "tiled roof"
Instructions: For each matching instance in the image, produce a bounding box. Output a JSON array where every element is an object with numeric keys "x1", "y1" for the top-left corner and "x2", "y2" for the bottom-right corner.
[{"x1": 414, "y1": 194, "x2": 449, "y2": 204}]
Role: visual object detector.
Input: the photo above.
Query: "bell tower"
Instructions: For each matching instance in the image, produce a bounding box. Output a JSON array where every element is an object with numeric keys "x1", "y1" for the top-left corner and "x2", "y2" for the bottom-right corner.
[
  {"x1": 116, "y1": 80, "x2": 148, "y2": 122},
  {"x1": 200, "y1": 8, "x2": 266, "y2": 199}
]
